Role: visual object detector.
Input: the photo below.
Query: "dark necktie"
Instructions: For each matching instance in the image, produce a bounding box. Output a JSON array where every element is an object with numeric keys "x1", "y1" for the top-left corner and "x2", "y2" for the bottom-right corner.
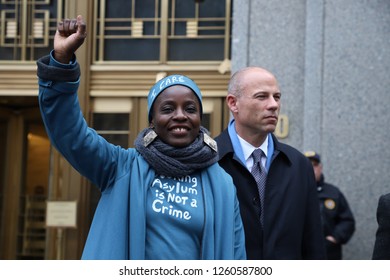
[{"x1": 251, "y1": 149, "x2": 267, "y2": 226}]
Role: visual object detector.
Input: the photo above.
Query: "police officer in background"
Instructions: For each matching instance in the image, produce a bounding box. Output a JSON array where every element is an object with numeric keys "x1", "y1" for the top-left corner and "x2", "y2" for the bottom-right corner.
[{"x1": 305, "y1": 151, "x2": 356, "y2": 260}]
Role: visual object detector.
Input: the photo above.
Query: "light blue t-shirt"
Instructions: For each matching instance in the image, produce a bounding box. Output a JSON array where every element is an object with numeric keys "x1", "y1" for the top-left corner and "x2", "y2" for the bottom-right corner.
[{"x1": 145, "y1": 172, "x2": 204, "y2": 259}]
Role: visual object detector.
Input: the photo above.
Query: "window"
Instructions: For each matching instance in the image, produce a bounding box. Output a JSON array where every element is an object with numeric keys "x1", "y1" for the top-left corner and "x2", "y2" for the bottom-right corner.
[
  {"x1": 91, "y1": 98, "x2": 133, "y2": 147},
  {"x1": 0, "y1": 0, "x2": 61, "y2": 61},
  {"x1": 93, "y1": 0, "x2": 231, "y2": 63}
]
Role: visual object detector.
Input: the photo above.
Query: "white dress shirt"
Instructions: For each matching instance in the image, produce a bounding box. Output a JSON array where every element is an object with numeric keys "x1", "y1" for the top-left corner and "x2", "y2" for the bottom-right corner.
[{"x1": 237, "y1": 134, "x2": 268, "y2": 172}]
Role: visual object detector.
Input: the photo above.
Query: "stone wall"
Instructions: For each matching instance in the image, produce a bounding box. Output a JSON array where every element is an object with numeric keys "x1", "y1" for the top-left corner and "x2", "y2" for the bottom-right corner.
[{"x1": 232, "y1": 0, "x2": 390, "y2": 259}]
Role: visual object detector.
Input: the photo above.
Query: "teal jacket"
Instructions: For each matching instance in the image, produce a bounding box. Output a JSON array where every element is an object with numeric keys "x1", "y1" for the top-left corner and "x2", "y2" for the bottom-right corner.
[{"x1": 37, "y1": 54, "x2": 246, "y2": 260}]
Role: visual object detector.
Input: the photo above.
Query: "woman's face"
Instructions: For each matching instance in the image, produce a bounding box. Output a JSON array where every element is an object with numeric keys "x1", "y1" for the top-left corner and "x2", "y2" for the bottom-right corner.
[{"x1": 151, "y1": 85, "x2": 201, "y2": 147}]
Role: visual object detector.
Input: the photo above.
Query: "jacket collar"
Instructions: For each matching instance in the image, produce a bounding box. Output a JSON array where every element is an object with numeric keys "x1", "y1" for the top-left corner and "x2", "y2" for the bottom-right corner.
[{"x1": 217, "y1": 129, "x2": 294, "y2": 168}]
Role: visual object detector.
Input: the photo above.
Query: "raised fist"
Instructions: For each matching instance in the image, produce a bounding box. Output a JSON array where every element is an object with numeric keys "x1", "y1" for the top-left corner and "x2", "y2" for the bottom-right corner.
[{"x1": 53, "y1": 15, "x2": 87, "y2": 64}]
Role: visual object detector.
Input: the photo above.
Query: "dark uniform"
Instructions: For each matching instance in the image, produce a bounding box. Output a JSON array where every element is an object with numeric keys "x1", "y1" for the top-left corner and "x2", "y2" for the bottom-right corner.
[{"x1": 316, "y1": 174, "x2": 355, "y2": 259}]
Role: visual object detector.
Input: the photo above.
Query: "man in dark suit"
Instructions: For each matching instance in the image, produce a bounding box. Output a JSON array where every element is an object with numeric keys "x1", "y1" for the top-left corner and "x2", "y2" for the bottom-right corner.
[
  {"x1": 215, "y1": 67, "x2": 326, "y2": 259},
  {"x1": 372, "y1": 193, "x2": 390, "y2": 259}
]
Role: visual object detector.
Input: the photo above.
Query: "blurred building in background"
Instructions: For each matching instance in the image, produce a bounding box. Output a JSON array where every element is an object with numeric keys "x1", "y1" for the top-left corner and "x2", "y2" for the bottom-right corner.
[{"x1": 0, "y1": 0, "x2": 389, "y2": 260}]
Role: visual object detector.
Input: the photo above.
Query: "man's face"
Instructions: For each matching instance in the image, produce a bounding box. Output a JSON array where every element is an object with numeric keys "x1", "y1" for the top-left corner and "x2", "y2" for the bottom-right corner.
[
  {"x1": 310, "y1": 160, "x2": 323, "y2": 182},
  {"x1": 229, "y1": 68, "x2": 281, "y2": 140}
]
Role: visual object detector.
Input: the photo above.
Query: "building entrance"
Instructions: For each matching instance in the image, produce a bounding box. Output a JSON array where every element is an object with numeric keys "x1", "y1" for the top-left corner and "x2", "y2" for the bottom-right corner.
[{"x1": 0, "y1": 97, "x2": 50, "y2": 259}]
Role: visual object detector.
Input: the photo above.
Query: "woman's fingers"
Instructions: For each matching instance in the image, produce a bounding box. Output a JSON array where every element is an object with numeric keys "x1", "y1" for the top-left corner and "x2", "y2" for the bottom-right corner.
[{"x1": 57, "y1": 18, "x2": 78, "y2": 37}]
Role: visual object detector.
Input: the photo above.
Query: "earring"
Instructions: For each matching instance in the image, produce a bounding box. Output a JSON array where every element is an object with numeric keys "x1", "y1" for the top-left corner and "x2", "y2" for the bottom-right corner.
[
  {"x1": 143, "y1": 130, "x2": 158, "y2": 147},
  {"x1": 203, "y1": 133, "x2": 218, "y2": 152}
]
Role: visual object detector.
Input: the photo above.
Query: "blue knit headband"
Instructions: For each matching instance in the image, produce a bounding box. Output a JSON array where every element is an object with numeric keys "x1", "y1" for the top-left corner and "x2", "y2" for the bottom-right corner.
[{"x1": 147, "y1": 74, "x2": 203, "y2": 122}]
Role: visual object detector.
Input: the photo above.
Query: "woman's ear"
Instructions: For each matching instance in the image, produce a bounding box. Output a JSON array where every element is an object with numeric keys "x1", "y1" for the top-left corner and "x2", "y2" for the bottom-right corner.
[{"x1": 149, "y1": 122, "x2": 155, "y2": 129}]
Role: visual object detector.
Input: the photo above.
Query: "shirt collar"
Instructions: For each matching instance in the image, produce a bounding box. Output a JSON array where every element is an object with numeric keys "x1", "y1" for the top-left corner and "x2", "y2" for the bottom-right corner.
[{"x1": 237, "y1": 134, "x2": 269, "y2": 162}]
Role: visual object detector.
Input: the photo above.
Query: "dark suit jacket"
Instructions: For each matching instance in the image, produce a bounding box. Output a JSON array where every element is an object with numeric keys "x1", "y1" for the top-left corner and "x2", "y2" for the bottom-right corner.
[
  {"x1": 215, "y1": 130, "x2": 326, "y2": 259},
  {"x1": 372, "y1": 193, "x2": 390, "y2": 260}
]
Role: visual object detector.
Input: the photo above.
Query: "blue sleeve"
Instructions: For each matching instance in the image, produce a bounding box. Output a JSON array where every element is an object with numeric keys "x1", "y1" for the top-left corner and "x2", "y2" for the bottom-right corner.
[{"x1": 37, "y1": 53, "x2": 132, "y2": 190}]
